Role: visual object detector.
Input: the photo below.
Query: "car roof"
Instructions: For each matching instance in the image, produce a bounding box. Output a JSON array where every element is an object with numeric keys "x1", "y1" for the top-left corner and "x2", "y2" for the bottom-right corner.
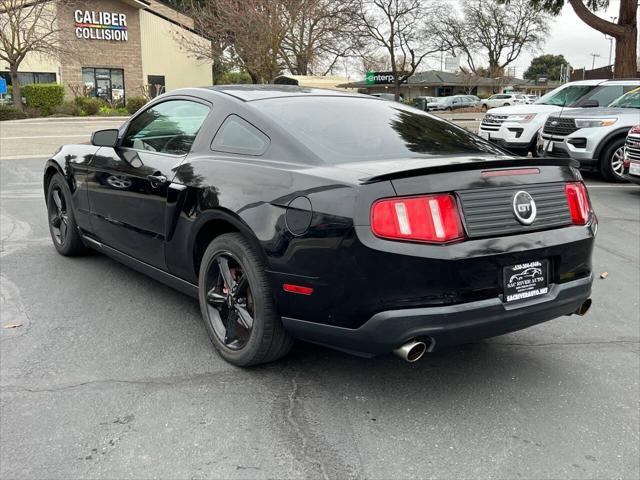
[
  {"x1": 566, "y1": 79, "x2": 610, "y2": 86},
  {"x1": 599, "y1": 79, "x2": 640, "y2": 86},
  {"x1": 206, "y1": 84, "x2": 366, "y2": 101}
]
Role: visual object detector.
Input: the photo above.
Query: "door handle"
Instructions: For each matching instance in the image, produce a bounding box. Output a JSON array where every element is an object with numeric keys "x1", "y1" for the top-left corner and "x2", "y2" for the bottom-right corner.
[{"x1": 147, "y1": 174, "x2": 167, "y2": 185}]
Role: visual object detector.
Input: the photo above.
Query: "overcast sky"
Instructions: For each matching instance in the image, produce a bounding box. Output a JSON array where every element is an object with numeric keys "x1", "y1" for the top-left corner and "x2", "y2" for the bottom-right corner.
[
  {"x1": 514, "y1": 0, "x2": 622, "y2": 76},
  {"x1": 403, "y1": 0, "x2": 624, "y2": 79}
]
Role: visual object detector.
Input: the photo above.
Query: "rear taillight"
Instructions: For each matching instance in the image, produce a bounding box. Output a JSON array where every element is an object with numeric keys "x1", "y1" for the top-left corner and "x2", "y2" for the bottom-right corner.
[
  {"x1": 371, "y1": 194, "x2": 464, "y2": 243},
  {"x1": 565, "y1": 182, "x2": 591, "y2": 225}
]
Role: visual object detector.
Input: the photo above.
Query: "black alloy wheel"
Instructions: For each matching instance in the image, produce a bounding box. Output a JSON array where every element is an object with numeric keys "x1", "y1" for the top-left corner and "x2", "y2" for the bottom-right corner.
[
  {"x1": 198, "y1": 233, "x2": 293, "y2": 366},
  {"x1": 204, "y1": 251, "x2": 255, "y2": 351},
  {"x1": 48, "y1": 185, "x2": 69, "y2": 246},
  {"x1": 46, "y1": 173, "x2": 87, "y2": 256}
]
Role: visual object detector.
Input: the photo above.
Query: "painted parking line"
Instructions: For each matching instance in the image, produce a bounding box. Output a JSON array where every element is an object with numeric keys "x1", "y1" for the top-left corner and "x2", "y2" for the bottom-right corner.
[{"x1": 1, "y1": 134, "x2": 90, "y2": 140}]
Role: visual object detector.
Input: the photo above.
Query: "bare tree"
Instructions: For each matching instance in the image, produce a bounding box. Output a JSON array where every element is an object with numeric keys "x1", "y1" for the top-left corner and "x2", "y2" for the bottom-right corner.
[
  {"x1": 0, "y1": 0, "x2": 75, "y2": 110},
  {"x1": 279, "y1": 0, "x2": 360, "y2": 76},
  {"x1": 177, "y1": 0, "x2": 288, "y2": 84},
  {"x1": 433, "y1": 0, "x2": 550, "y2": 78},
  {"x1": 354, "y1": 0, "x2": 442, "y2": 101}
]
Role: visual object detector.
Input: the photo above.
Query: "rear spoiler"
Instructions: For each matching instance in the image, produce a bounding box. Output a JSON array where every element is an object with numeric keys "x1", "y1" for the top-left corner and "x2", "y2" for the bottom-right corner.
[{"x1": 360, "y1": 157, "x2": 580, "y2": 184}]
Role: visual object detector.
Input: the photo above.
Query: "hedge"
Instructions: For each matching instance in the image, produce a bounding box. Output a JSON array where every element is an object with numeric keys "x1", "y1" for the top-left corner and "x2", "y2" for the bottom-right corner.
[
  {"x1": 126, "y1": 96, "x2": 147, "y2": 115},
  {"x1": 22, "y1": 83, "x2": 65, "y2": 116},
  {"x1": 0, "y1": 105, "x2": 27, "y2": 121}
]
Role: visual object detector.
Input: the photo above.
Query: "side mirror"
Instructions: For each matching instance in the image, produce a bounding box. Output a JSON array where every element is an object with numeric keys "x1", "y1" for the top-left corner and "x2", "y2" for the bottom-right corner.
[
  {"x1": 91, "y1": 129, "x2": 119, "y2": 147},
  {"x1": 579, "y1": 100, "x2": 599, "y2": 108}
]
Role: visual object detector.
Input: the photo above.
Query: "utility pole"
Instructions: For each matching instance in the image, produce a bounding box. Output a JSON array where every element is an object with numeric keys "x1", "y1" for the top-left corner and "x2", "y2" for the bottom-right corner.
[
  {"x1": 589, "y1": 53, "x2": 601, "y2": 70},
  {"x1": 605, "y1": 16, "x2": 617, "y2": 76}
]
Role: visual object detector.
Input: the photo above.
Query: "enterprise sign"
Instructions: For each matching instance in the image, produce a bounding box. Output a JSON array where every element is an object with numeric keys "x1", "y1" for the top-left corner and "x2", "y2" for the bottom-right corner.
[
  {"x1": 365, "y1": 71, "x2": 409, "y2": 85},
  {"x1": 74, "y1": 10, "x2": 128, "y2": 41}
]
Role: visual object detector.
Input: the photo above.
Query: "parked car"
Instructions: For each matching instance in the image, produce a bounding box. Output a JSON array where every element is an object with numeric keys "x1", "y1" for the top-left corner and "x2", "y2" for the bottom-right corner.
[
  {"x1": 538, "y1": 86, "x2": 640, "y2": 181},
  {"x1": 478, "y1": 79, "x2": 639, "y2": 157},
  {"x1": 413, "y1": 96, "x2": 438, "y2": 111},
  {"x1": 481, "y1": 93, "x2": 527, "y2": 110},
  {"x1": 434, "y1": 95, "x2": 478, "y2": 111},
  {"x1": 526, "y1": 95, "x2": 539, "y2": 104},
  {"x1": 43, "y1": 85, "x2": 595, "y2": 366},
  {"x1": 623, "y1": 125, "x2": 640, "y2": 185},
  {"x1": 371, "y1": 92, "x2": 403, "y2": 102},
  {"x1": 463, "y1": 95, "x2": 482, "y2": 108}
]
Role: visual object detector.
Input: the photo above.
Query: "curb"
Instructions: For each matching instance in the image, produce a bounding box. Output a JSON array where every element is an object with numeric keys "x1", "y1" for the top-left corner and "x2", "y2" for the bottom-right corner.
[{"x1": 1, "y1": 116, "x2": 130, "y2": 124}]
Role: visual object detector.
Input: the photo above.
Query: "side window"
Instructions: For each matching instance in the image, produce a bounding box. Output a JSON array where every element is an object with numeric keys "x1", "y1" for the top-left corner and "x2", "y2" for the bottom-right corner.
[
  {"x1": 579, "y1": 86, "x2": 624, "y2": 107},
  {"x1": 212, "y1": 115, "x2": 269, "y2": 156},
  {"x1": 122, "y1": 100, "x2": 210, "y2": 155}
]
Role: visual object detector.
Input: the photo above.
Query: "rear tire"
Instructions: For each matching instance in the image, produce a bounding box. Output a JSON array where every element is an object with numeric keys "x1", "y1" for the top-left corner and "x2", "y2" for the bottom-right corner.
[
  {"x1": 198, "y1": 233, "x2": 293, "y2": 366},
  {"x1": 46, "y1": 173, "x2": 88, "y2": 256},
  {"x1": 599, "y1": 138, "x2": 626, "y2": 182}
]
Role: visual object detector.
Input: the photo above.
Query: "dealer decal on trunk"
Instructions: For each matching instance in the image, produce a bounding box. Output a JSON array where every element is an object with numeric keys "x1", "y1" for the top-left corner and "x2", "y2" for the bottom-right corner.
[{"x1": 503, "y1": 260, "x2": 549, "y2": 303}]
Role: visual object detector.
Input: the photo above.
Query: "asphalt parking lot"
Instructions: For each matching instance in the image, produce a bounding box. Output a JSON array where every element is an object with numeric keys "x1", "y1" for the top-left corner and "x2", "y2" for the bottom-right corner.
[{"x1": 1, "y1": 117, "x2": 639, "y2": 479}]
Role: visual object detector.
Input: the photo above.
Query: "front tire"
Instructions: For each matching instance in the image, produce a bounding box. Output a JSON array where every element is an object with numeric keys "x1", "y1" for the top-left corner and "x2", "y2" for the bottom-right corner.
[
  {"x1": 599, "y1": 138, "x2": 626, "y2": 182},
  {"x1": 46, "y1": 173, "x2": 88, "y2": 256},
  {"x1": 198, "y1": 233, "x2": 293, "y2": 366}
]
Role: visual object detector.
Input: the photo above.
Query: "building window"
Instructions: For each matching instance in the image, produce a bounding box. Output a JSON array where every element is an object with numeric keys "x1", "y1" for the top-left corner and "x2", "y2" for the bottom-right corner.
[
  {"x1": 0, "y1": 71, "x2": 56, "y2": 85},
  {"x1": 82, "y1": 67, "x2": 125, "y2": 105},
  {"x1": 147, "y1": 75, "x2": 165, "y2": 98}
]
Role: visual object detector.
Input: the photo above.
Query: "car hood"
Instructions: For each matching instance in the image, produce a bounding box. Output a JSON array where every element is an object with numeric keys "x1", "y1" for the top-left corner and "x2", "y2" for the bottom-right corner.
[
  {"x1": 488, "y1": 104, "x2": 563, "y2": 115},
  {"x1": 549, "y1": 107, "x2": 637, "y2": 118}
]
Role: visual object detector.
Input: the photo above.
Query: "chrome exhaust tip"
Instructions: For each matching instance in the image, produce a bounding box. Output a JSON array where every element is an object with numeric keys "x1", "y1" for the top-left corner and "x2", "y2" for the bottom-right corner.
[
  {"x1": 393, "y1": 340, "x2": 428, "y2": 363},
  {"x1": 574, "y1": 298, "x2": 592, "y2": 316}
]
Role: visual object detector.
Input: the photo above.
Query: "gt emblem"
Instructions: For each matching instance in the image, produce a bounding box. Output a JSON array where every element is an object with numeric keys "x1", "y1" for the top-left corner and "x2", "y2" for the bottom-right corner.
[{"x1": 512, "y1": 191, "x2": 537, "y2": 225}]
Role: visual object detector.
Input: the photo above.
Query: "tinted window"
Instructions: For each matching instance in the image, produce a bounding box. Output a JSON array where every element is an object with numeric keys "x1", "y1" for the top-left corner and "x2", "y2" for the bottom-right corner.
[
  {"x1": 254, "y1": 97, "x2": 504, "y2": 163},
  {"x1": 212, "y1": 115, "x2": 269, "y2": 155},
  {"x1": 123, "y1": 100, "x2": 209, "y2": 155}
]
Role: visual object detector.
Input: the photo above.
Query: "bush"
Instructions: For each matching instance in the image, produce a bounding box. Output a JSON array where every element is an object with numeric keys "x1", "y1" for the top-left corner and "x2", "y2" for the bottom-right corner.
[
  {"x1": 21, "y1": 83, "x2": 65, "y2": 116},
  {"x1": 97, "y1": 105, "x2": 128, "y2": 116},
  {"x1": 0, "y1": 104, "x2": 27, "y2": 121},
  {"x1": 477, "y1": 92, "x2": 491, "y2": 99},
  {"x1": 126, "y1": 96, "x2": 147, "y2": 114},
  {"x1": 53, "y1": 101, "x2": 81, "y2": 117},
  {"x1": 74, "y1": 96, "x2": 107, "y2": 116}
]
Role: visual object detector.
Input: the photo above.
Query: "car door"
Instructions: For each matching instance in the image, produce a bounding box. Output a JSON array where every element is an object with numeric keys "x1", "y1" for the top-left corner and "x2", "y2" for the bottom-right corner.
[{"x1": 86, "y1": 98, "x2": 210, "y2": 268}]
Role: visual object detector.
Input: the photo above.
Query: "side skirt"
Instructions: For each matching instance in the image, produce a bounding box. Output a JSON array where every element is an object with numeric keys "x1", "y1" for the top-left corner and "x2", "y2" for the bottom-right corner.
[{"x1": 81, "y1": 234, "x2": 199, "y2": 298}]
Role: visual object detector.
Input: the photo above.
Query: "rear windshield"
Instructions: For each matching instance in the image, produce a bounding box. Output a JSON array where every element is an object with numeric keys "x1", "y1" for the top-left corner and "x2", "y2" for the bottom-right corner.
[{"x1": 254, "y1": 97, "x2": 503, "y2": 163}]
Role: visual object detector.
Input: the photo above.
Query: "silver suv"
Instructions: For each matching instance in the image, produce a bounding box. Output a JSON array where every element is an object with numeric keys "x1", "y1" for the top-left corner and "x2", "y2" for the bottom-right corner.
[{"x1": 538, "y1": 84, "x2": 640, "y2": 181}]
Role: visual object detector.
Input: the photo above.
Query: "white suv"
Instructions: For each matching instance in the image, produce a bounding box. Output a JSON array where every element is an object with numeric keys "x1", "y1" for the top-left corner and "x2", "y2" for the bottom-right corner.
[
  {"x1": 480, "y1": 93, "x2": 527, "y2": 110},
  {"x1": 478, "y1": 80, "x2": 635, "y2": 156},
  {"x1": 538, "y1": 85, "x2": 640, "y2": 181}
]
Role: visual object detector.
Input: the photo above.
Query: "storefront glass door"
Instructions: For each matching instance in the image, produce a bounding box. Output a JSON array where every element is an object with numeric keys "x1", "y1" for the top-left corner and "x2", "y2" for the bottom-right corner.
[{"x1": 82, "y1": 68, "x2": 125, "y2": 106}]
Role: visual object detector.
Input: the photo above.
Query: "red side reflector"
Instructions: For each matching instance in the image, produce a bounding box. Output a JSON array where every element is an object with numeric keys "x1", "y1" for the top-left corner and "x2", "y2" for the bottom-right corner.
[
  {"x1": 481, "y1": 168, "x2": 540, "y2": 177},
  {"x1": 371, "y1": 194, "x2": 464, "y2": 243},
  {"x1": 565, "y1": 182, "x2": 591, "y2": 225},
  {"x1": 283, "y1": 284, "x2": 314, "y2": 295}
]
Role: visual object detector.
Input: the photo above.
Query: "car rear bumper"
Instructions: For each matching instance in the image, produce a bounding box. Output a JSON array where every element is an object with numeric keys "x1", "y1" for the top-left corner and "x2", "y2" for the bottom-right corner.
[
  {"x1": 488, "y1": 137, "x2": 531, "y2": 155},
  {"x1": 281, "y1": 275, "x2": 592, "y2": 357}
]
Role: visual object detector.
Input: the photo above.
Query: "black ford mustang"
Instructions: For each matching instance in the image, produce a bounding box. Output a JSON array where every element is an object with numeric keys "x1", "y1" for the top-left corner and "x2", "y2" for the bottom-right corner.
[{"x1": 44, "y1": 86, "x2": 596, "y2": 366}]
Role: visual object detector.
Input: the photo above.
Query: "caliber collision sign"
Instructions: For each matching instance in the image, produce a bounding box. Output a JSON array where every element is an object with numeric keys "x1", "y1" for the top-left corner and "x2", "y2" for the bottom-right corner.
[{"x1": 74, "y1": 10, "x2": 129, "y2": 41}]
